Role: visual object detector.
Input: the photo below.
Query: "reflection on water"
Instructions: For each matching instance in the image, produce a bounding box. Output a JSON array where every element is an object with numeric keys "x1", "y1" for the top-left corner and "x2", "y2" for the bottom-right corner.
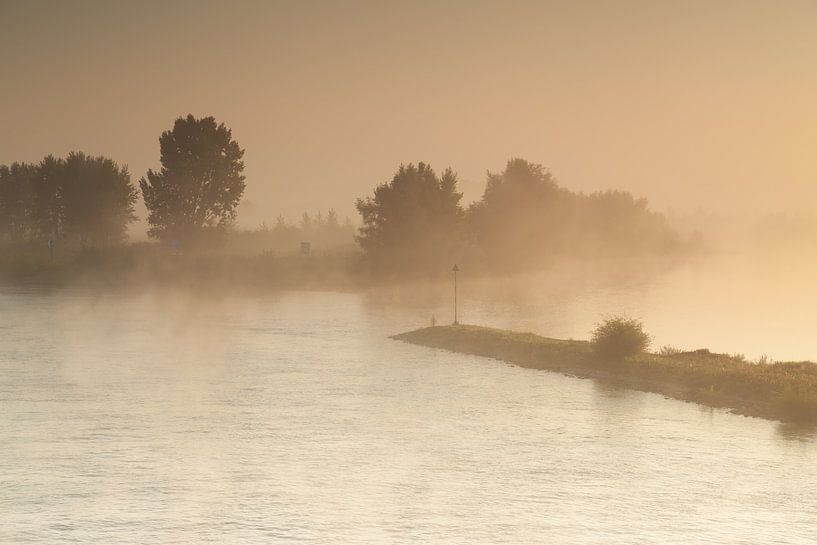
[
  {"x1": 776, "y1": 422, "x2": 817, "y2": 442},
  {"x1": 1, "y1": 256, "x2": 816, "y2": 543}
]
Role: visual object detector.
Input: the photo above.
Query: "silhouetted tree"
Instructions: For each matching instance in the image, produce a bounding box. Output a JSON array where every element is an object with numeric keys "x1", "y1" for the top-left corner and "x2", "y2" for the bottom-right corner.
[
  {"x1": 1, "y1": 153, "x2": 136, "y2": 245},
  {"x1": 575, "y1": 189, "x2": 680, "y2": 255},
  {"x1": 467, "y1": 158, "x2": 571, "y2": 266},
  {"x1": 31, "y1": 155, "x2": 64, "y2": 240},
  {"x1": 300, "y1": 212, "x2": 313, "y2": 232},
  {"x1": 60, "y1": 152, "x2": 138, "y2": 245},
  {"x1": 140, "y1": 114, "x2": 246, "y2": 241},
  {"x1": 0, "y1": 162, "x2": 36, "y2": 241},
  {"x1": 467, "y1": 158, "x2": 681, "y2": 264},
  {"x1": 356, "y1": 162, "x2": 463, "y2": 271},
  {"x1": 325, "y1": 208, "x2": 339, "y2": 230}
]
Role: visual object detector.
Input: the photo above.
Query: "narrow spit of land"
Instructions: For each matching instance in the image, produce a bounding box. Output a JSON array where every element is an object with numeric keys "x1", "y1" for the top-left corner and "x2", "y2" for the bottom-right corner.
[{"x1": 392, "y1": 325, "x2": 817, "y2": 425}]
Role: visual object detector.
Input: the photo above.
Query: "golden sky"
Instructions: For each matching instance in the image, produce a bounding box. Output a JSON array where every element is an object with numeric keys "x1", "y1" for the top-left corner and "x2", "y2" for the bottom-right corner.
[{"x1": 2, "y1": 0, "x2": 816, "y2": 229}]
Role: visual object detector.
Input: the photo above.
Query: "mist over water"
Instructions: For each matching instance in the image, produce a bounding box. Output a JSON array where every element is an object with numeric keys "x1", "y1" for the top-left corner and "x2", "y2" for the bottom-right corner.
[
  {"x1": 370, "y1": 246, "x2": 817, "y2": 362},
  {"x1": 2, "y1": 251, "x2": 816, "y2": 543},
  {"x1": 3, "y1": 1, "x2": 817, "y2": 541}
]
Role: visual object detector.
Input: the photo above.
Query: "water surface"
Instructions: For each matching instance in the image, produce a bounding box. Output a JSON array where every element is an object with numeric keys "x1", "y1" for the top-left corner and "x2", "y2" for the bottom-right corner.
[{"x1": 2, "y1": 265, "x2": 816, "y2": 543}]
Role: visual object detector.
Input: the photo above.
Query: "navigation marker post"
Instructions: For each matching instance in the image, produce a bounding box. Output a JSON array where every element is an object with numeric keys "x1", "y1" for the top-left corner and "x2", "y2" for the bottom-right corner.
[{"x1": 452, "y1": 264, "x2": 459, "y2": 325}]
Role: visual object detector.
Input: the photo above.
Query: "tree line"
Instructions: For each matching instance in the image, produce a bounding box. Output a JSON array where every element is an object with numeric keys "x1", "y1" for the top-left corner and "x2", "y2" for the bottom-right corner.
[
  {"x1": 1, "y1": 113, "x2": 683, "y2": 273},
  {"x1": 0, "y1": 153, "x2": 137, "y2": 245},
  {"x1": 227, "y1": 210, "x2": 356, "y2": 255},
  {"x1": 0, "y1": 114, "x2": 246, "y2": 248},
  {"x1": 355, "y1": 158, "x2": 683, "y2": 272}
]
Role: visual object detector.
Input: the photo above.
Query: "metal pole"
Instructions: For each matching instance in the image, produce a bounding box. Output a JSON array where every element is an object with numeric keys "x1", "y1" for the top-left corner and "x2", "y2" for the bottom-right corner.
[{"x1": 453, "y1": 264, "x2": 459, "y2": 325}]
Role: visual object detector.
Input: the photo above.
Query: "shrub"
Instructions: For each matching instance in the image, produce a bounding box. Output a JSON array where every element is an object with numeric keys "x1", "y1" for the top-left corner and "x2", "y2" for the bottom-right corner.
[
  {"x1": 591, "y1": 316, "x2": 651, "y2": 359},
  {"x1": 659, "y1": 345, "x2": 682, "y2": 356}
]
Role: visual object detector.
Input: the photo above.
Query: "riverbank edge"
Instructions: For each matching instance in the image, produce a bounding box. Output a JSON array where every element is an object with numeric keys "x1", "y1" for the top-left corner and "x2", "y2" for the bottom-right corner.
[{"x1": 392, "y1": 325, "x2": 817, "y2": 425}]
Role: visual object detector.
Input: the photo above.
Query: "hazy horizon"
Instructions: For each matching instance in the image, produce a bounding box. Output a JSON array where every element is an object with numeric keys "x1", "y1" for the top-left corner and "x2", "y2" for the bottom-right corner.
[
  {"x1": 4, "y1": 4, "x2": 817, "y2": 541},
  {"x1": 3, "y1": 0, "x2": 817, "y2": 236}
]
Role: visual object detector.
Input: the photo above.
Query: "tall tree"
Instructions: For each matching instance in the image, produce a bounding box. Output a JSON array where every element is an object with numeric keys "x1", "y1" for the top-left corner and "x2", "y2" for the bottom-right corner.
[
  {"x1": 300, "y1": 212, "x2": 313, "y2": 232},
  {"x1": 140, "y1": 114, "x2": 246, "y2": 241},
  {"x1": 467, "y1": 158, "x2": 571, "y2": 266},
  {"x1": 355, "y1": 162, "x2": 463, "y2": 271},
  {"x1": 31, "y1": 155, "x2": 64, "y2": 240},
  {"x1": 60, "y1": 152, "x2": 138, "y2": 245},
  {"x1": 0, "y1": 162, "x2": 36, "y2": 241},
  {"x1": 325, "y1": 208, "x2": 339, "y2": 229}
]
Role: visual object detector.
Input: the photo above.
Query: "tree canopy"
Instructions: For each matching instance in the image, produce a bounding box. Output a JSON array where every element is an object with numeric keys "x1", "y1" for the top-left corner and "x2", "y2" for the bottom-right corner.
[
  {"x1": 464, "y1": 158, "x2": 681, "y2": 267},
  {"x1": 0, "y1": 162, "x2": 36, "y2": 241},
  {"x1": 61, "y1": 152, "x2": 138, "y2": 245},
  {"x1": 354, "y1": 158, "x2": 683, "y2": 273},
  {"x1": 140, "y1": 114, "x2": 246, "y2": 241},
  {"x1": 355, "y1": 162, "x2": 463, "y2": 271},
  {"x1": 468, "y1": 158, "x2": 571, "y2": 263},
  {"x1": 31, "y1": 155, "x2": 64, "y2": 240},
  {"x1": 0, "y1": 153, "x2": 137, "y2": 245}
]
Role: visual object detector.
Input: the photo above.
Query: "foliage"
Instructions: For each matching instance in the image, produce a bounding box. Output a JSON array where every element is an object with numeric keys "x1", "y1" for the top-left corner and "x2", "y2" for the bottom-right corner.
[
  {"x1": 462, "y1": 158, "x2": 682, "y2": 269},
  {"x1": 467, "y1": 158, "x2": 569, "y2": 264},
  {"x1": 31, "y1": 155, "x2": 64, "y2": 239},
  {"x1": 659, "y1": 345, "x2": 683, "y2": 356},
  {"x1": 576, "y1": 190, "x2": 681, "y2": 256},
  {"x1": 60, "y1": 152, "x2": 138, "y2": 245},
  {"x1": 0, "y1": 153, "x2": 137, "y2": 246},
  {"x1": 140, "y1": 114, "x2": 246, "y2": 241},
  {"x1": 355, "y1": 162, "x2": 463, "y2": 271},
  {"x1": 591, "y1": 316, "x2": 651, "y2": 359},
  {"x1": 0, "y1": 162, "x2": 36, "y2": 240},
  {"x1": 351, "y1": 157, "x2": 687, "y2": 274}
]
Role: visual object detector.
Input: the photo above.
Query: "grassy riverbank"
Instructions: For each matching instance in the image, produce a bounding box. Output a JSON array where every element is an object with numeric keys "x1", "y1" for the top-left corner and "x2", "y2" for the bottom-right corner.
[
  {"x1": 393, "y1": 325, "x2": 817, "y2": 425},
  {"x1": 0, "y1": 242, "x2": 363, "y2": 290}
]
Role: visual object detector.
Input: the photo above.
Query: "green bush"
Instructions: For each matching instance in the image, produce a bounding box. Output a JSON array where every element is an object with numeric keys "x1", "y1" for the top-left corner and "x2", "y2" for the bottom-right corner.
[{"x1": 592, "y1": 316, "x2": 651, "y2": 359}]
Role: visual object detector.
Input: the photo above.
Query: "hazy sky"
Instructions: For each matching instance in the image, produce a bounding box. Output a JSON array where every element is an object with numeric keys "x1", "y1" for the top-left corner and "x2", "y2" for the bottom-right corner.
[{"x1": 2, "y1": 0, "x2": 816, "y2": 231}]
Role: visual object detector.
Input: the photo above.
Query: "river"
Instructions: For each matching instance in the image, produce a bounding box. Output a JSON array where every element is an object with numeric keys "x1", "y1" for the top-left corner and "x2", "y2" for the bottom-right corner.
[{"x1": 2, "y1": 254, "x2": 816, "y2": 543}]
